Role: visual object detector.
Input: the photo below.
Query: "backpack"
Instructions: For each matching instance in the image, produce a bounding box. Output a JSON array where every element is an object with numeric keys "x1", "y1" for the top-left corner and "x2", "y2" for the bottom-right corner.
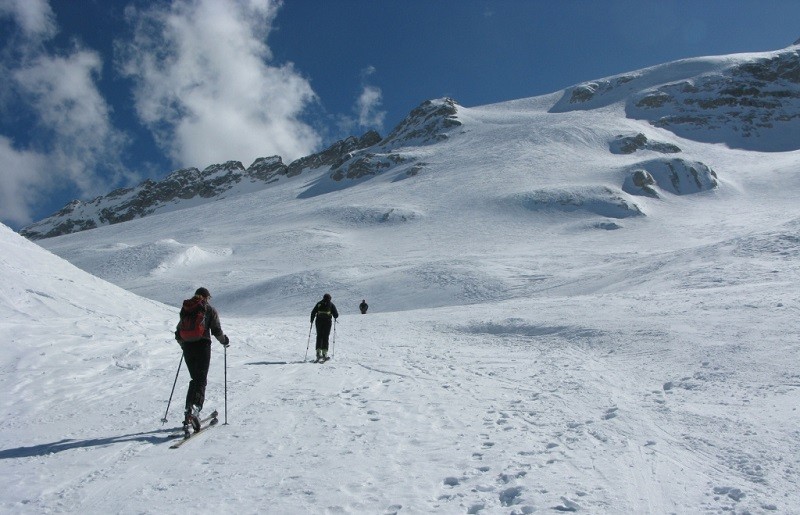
[{"x1": 178, "y1": 297, "x2": 208, "y2": 342}]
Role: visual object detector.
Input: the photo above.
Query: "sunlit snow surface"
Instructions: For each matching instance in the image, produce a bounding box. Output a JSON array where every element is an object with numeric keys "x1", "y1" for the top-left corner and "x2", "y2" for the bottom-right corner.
[{"x1": 3, "y1": 47, "x2": 800, "y2": 514}]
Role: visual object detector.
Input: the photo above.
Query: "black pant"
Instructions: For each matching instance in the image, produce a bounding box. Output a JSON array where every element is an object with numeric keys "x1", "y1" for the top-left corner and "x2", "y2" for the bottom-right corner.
[
  {"x1": 182, "y1": 340, "x2": 211, "y2": 411},
  {"x1": 315, "y1": 317, "x2": 332, "y2": 351}
]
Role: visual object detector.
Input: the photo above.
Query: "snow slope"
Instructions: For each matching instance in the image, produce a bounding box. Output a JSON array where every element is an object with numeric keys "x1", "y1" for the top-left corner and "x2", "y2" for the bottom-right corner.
[{"x1": 3, "y1": 46, "x2": 800, "y2": 514}]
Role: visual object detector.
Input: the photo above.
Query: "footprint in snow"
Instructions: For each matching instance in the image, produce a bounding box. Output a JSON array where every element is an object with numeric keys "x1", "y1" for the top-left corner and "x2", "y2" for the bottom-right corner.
[
  {"x1": 602, "y1": 407, "x2": 618, "y2": 420},
  {"x1": 443, "y1": 477, "x2": 460, "y2": 487},
  {"x1": 498, "y1": 486, "x2": 524, "y2": 507}
]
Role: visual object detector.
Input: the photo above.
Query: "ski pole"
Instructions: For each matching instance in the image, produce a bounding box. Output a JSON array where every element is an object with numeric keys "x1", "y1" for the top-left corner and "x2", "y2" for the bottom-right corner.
[
  {"x1": 304, "y1": 322, "x2": 313, "y2": 361},
  {"x1": 162, "y1": 353, "x2": 184, "y2": 424},
  {"x1": 331, "y1": 319, "x2": 337, "y2": 358},
  {"x1": 223, "y1": 344, "x2": 228, "y2": 425}
]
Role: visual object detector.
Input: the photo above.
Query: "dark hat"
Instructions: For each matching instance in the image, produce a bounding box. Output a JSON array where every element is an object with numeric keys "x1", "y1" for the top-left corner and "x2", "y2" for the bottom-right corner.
[
  {"x1": 195, "y1": 287, "x2": 211, "y2": 298},
  {"x1": 323, "y1": 293, "x2": 331, "y2": 300}
]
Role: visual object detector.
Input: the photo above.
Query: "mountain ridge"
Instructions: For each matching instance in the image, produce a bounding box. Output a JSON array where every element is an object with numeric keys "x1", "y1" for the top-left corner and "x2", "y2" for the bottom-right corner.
[{"x1": 22, "y1": 45, "x2": 800, "y2": 241}]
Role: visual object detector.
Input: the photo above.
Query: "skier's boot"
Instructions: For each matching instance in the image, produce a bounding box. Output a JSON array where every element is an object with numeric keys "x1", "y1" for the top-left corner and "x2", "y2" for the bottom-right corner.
[
  {"x1": 190, "y1": 405, "x2": 202, "y2": 431},
  {"x1": 184, "y1": 406, "x2": 201, "y2": 433},
  {"x1": 182, "y1": 410, "x2": 192, "y2": 435}
]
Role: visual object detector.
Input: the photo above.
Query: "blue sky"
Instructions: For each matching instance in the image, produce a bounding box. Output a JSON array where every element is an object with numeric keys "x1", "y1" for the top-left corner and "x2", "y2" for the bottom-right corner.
[{"x1": 1, "y1": 0, "x2": 799, "y2": 230}]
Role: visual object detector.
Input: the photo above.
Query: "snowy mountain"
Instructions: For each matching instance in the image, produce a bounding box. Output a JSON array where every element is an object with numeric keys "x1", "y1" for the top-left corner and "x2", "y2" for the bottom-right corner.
[
  {"x1": 553, "y1": 45, "x2": 800, "y2": 151},
  {"x1": 19, "y1": 131, "x2": 381, "y2": 240},
  {"x1": 21, "y1": 45, "x2": 800, "y2": 241},
  {"x1": 4, "y1": 44, "x2": 800, "y2": 514}
]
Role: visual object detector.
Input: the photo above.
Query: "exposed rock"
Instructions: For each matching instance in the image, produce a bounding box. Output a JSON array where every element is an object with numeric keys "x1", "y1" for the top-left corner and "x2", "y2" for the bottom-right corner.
[
  {"x1": 380, "y1": 98, "x2": 462, "y2": 148},
  {"x1": 326, "y1": 99, "x2": 462, "y2": 183},
  {"x1": 630, "y1": 48, "x2": 800, "y2": 151},
  {"x1": 624, "y1": 170, "x2": 659, "y2": 198},
  {"x1": 623, "y1": 158, "x2": 718, "y2": 197},
  {"x1": 287, "y1": 131, "x2": 381, "y2": 177},
  {"x1": 554, "y1": 47, "x2": 800, "y2": 151},
  {"x1": 567, "y1": 75, "x2": 637, "y2": 104},
  {"x1": 610, "y1": 133, "x2": 682, "y2": 154},
  {"x1": 20, "y1": 132, "x2": 381, "y2": 239},
  {"x1": 330, "y1": 153, "x2": 408, "y2": 181},
  {"x1": 512, "y1": 186, "x2": 644, "y2": 219},
  {"x1": 247, "y1": 156, "x2": 287, "y2": 183}
]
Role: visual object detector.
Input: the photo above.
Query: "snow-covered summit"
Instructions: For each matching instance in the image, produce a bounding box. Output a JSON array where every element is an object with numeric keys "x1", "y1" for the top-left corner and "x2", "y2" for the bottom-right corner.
[{"x1": 555, "y1": 46, "x2": 800, "y2": 151}]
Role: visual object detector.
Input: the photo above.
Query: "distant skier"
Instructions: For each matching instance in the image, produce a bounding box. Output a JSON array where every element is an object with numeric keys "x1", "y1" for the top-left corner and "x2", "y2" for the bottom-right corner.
[
  {"x1": 310, "y1": 293, "x2": 339, "y2": 362},
  {"x1": 359, "y1": 299, "x2": 369, "y2": 314},
  {"x1": 174, "y1": 287, "x2": 229, "y2": 432}
]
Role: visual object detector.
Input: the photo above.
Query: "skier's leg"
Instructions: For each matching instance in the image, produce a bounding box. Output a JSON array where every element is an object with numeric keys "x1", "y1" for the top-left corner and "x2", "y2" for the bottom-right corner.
[
  {"x1": 320, "y1": 319, "x2": 331, "y2": 359},
  {"x1": 183, "y1": 344, "x2": 210, "y2": 405}
]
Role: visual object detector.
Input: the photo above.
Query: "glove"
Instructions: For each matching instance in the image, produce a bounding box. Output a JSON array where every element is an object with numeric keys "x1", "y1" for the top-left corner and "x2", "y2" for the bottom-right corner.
[
  {"x1": 174, "y1": 330, "x2": 182, "y2": 343},
  {"x1": 221, "y1": 335, "x2": 230, "y2": 348}
]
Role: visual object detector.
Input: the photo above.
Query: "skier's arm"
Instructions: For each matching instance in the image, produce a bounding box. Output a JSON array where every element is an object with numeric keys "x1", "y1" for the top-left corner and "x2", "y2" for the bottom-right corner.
[{"x1": 207, "y1": 307, "x2": 227, "y2": 344}]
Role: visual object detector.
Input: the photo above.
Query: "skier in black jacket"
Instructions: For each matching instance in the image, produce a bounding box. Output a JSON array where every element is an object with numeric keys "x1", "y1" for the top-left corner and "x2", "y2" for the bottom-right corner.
[{"x1": 310, "y1": 293, "x2": 339, "y2": 362}]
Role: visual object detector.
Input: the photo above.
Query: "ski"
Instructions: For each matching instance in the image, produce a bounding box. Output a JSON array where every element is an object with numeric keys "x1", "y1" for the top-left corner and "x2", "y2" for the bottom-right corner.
[{"x1": 169, "y1": 410, "x2": 219, "y2": 449}]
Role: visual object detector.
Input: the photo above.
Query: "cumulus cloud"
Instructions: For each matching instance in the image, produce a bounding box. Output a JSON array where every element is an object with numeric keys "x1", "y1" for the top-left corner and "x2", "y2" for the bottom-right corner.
[
  {"x1": 356, "y1": 66, "x2": 386, "y2": 130},
  {"x1": 14, "y1": 51, "x2": 131, "y2": 191},
  {"x1": 0, "y1": 136, "x2": 50, "y2": 226},
  {"x1": 0, "y1": 0, "x2": 56, "y2": 40},
  {"x1": 0, "y1": 0, "x2": 130, "y2": 226},
  {"x1": 118, "y1": 0, "x2": 321, "y2": 168},
  {"x1": 335, "y1": 66, "x2": 386, "y2": 136},
  {"x1": 357, "y1": 85, "x2": 385, "y2": 128}
]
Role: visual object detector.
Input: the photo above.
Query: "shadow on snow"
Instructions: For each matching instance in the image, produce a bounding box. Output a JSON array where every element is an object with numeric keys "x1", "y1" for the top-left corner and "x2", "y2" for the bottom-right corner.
[{"x1": 0, "y1": 428, "x2": 180, "y2": 459}]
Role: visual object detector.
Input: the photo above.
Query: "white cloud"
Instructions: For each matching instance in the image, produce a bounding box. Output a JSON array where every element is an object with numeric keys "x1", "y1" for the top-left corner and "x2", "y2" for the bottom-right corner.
[
  {"x1": 119, "y1": 0, "x2": 321, "y2": 168},
  {"x1": 357, "y1": 85, "x2": 385, "y2": 129},
  {"x1": 13, "y1": 51, "x2": 131, "y2": 192},
  {"x1": 336, "y1": 66, "x2": 386, "y2": 135},
  {"x1": 0, "y1": 0, "x2": 56, "y2": 40},
  {"x1": 0, "y1": 136, "x2": 49, "y2": 226},
  {"x1": 0, "y1": 0, "x2": 131, "y2": 227}
]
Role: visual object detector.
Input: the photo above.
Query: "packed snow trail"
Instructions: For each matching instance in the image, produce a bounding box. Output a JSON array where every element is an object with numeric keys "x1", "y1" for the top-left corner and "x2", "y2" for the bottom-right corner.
[{"x1": 4, "y1": 280, "x2": 798, "y2": 514}]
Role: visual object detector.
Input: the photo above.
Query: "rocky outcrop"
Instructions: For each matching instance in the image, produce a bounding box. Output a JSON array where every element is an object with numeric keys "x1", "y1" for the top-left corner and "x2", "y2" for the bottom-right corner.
[
  {"x1": 379, "y1": 98, "x2": 462, "y2": 148},
  {"x1": 555, "y1": 47, "x2": 800, "y2": 152},
  {"x1": 20, "y1": 132, "x2": 381, "y2": 239},
  {"x1": 630, "y1": 48, "x2": 800, "y2": 151},
  {"x1": 623, "y1": 158, "x2": 718, "y2": 197},
  {"x1": 327, "y1": 98, "x2": 462, "y2": 182},
  {"x1": 20, "y1": 96, "x2": 466, "y2": 239},
  {"x1": 287, "y1": 131, "x2": 382, "y2": 178},
  {"x1": 610, "y1": 133, "x2": 681, "y2": 155},
  {"x1": 567, "y1": 75, "x2": 637, "y2": 105},
  {"x1": 511, "y1": 186, "x2": 644, "y2": 219}
]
